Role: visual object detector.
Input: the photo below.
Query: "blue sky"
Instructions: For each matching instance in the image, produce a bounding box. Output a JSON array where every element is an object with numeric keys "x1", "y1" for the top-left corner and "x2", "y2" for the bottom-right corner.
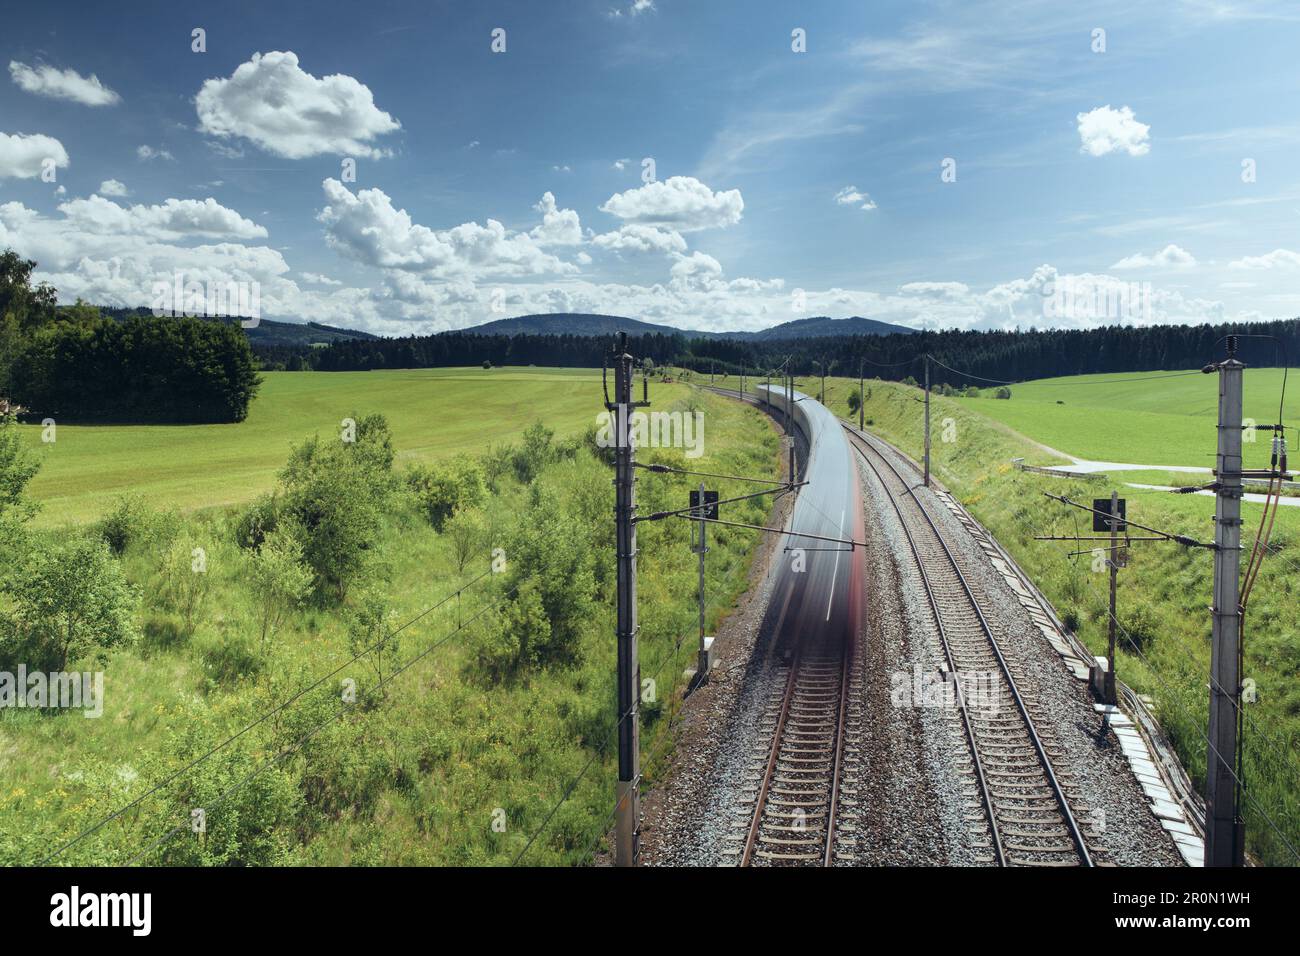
[{"x1": 1, "y1": 0, "x2": 1298, "y2": 333}]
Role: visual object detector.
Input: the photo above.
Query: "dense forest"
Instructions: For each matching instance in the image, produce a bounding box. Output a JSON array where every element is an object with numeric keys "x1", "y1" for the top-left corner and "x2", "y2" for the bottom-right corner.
[
  {"x1": 0, "y1": 251, "x2": 260, "y2": 423},
  {"x1": 264, "y1": 317, "x2": 1300, "y2": 385}
]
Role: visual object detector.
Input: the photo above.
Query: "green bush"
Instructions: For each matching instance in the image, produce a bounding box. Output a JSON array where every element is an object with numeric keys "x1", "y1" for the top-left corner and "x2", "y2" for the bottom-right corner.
[
  {"x1": 157, "y1": 536, "x2": 213, "y2": 637},
  {"x1": 512, "y1": 421, "x2": 556, "y2": 484},
  {"x1": 235, "y1": 493, "x2": 279, "y2": 550},
  {"x1": 96, "y1": 495, "x2": 153, "y2": 555},
  {"x1": 407, "y1": 456, "x2": 486, "y2": 531},
  {"x1": 4, "y1": 536, "x2": 137, "y2": 670},
  {"x1": 279, "y1": 414, "x2": 395, "y2": 600}
]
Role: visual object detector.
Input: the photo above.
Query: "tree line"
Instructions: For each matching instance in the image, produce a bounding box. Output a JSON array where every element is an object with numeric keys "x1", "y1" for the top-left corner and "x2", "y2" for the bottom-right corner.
[
  {"x1": 261, "y1": 317, "x2": 1300, "y2": 383},
  {"x1": 0, "y1": 250, "x2": 260, "y2": 423}
]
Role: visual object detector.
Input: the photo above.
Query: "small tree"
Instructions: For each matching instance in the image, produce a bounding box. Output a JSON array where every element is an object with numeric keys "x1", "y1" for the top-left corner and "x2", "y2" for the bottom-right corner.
[
  {"x1": 444, "y1": 507, "x2": 487, "y2": 573},
  {"x1": 8, "y1": 538, "x2": 137, "y2": 669},
  {"x1": 994, "y1": 386, "x2": 1012, "y2": 400},
  {"x1": 246, "y1": 527, "x2": 312, "y2": 648},
  {"x1": 158, "y1": 536, "x2": 213, "y2": 637},
  {"x1": 965, "y1": 386, "x2": 981, "y2": 398},
  {"x1": 847, "y1": 391, "x2": 861, "y2": 415},
  {"x1": 346, "y1": 587, "x2": 397, "y2": 701},
  {"x1": 513, "y1": 421, "x2": 555, "y2": 483},
  {"x1": 279, "y1": 415, "x2": 394, "y2": 600}
]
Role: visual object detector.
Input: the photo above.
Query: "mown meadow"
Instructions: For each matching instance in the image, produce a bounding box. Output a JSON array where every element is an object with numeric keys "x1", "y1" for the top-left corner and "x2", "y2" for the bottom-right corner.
[
  {"x1": 19, "y1": 368, "x2": 609, "y2": 527},
  {"x1": 0, "y1": 367, "x2": 780, "y2": 865}
]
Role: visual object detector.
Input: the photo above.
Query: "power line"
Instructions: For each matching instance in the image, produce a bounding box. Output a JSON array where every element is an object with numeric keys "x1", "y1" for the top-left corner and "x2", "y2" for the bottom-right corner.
[
  {"x1": 511, "y1": 586, "x2": 711, "y2": 865},
  {"x1": 128, "y1": 599, "x2": 503, "y2": 866},
  {"x1": 926, "y1": 356, "x2": 1017, "y2": 386},
  {"x1": 41, "y1": 564, "x2": 494, "y2": 864}
]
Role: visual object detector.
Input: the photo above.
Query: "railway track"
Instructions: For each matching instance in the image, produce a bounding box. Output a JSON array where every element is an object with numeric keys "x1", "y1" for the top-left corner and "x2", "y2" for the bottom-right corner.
[
  {"x1": 845, "y1": 425, "x2": 1096, "y2": 867},
  {"x1": 739, "y1": 641, "x2": 853, "y2": 866}
]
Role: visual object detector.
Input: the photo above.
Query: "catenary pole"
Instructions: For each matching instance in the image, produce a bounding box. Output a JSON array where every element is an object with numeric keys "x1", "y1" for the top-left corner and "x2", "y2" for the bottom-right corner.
[
  {"x1": 610, "y1": 333, "x2": 641, "y2": 866},
  {"x1": 923, "y1": 353, "x2": 932, "y2": 488},
  {"x1": 1206, "y1": 337, "x2": 1245, "y2": 867}
]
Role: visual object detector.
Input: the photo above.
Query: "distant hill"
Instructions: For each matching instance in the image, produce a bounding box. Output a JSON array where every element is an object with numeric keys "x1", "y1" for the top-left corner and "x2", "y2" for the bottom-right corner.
[
  {"x1": 456, "y1": 312, "x2": 914, "y2": 340},
  {"x1": 243, "y1": 317, "x2": 380, "y2": 347},
  {"x1": 729, "y1": 316, "x2": 916, "y2": 340},
  {"x1": 461, "y1": 313, "x2": 679, "y2": 338},
  {"x1": 98, "y1": 307, "x2": 378, "y2": 347}
]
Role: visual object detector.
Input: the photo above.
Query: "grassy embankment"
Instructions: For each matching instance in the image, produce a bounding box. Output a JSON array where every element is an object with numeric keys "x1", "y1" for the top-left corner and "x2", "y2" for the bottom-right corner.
[
  {"x1": 786, "y1": 367, "x2": 1298, "y2": 866},
  {"x1": 0, "y1": 367, "x2": 780, "y2": 865}
]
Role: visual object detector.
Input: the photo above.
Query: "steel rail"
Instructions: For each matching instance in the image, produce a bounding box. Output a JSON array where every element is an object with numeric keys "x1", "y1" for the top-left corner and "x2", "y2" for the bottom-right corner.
[{"x1": 845, "y1": 423, "x2": 1094, "y2": 868}]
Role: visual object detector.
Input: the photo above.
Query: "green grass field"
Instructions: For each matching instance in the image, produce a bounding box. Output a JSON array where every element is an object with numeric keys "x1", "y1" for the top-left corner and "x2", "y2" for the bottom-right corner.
[
  {"x1": 952, "y1": 368, "x2": 1296, "y2": 470},
  {"x1": 1, "y1": 370, "x2": 781, "y2": 865},
  {"x1": 21, "y1": 368, "x2": 611, "y2": 527}
]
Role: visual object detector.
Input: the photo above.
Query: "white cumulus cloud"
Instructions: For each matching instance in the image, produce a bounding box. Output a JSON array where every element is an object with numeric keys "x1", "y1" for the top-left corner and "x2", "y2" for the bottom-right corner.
[
  {"x1": 1077, "y1": 105, "x2": 1150, "y2": 157},
  {"x1": 599, "y1": 176, "x2": 743, "y2": 232},
  {"x1": 58, "y1": 195, "x2": 268, "y2": 241},
  {"x1": 529, "y1": 192, "x2": 584, "y2": 246},
  {"x1": 1111, "y1": 243, "x2": 1196, "y2": 271},
  {"x1": 300, "y1": 271, "x2": 342, "y2": 286},
  {"x1": 9, "y1": 60, "x2": 120, "y2": 106},
  {"x1": 98, "y1": 178, "x2": 129, "y2": 197},
  {"x1": 592, "y1": 223, "x2": 687, "y2": 256},
  {"x1": 196, "y1": 51, "x2": 401, "y2": 160},
  {"x1": 0, "y1": 131, "x2": 69, "y2": 180},
  {"x1": 1228, "y1": 248, "x2": 1300, "y2": 270},
  {"x1": 318, "y1": 178, "x2": 578, "y2": 279}
]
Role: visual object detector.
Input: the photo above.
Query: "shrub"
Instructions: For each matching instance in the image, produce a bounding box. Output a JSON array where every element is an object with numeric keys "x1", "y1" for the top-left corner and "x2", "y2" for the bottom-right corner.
[
  {"x1": 994, "y1": 386, "x2": 1012, "y2": 400},
  {"x1": 346, "y1": 587, "x2": 397, "y2": 701},
  {"x1": 96, "y1": 495, "x2": 153, "y2": 555},
  {"x1": 407, "y1": 457, "x2": 486, "y2": 531},
  {"x1": 235, "y1": 493, "x2": 279, "y2": 550},
  {"x1": 279, "y1": 414, "x2": 395, "y2": 599},
  {"x1": 146, "y1": 720, "x2": 300, "y2": 865},
  {"x1": 4, "y1": 537, "x2": 137, "y2": 669},
  {"x1": 965, "y1": 386, "x2": 981, "y2": 398},
  {"x1": 512, "y1": 421, "x2": 556, "y2": 484},
  {"x1": 157, "y1": 536, "x2": 213, "y2": 637},
  {"x1": 246, "y1": 526, "x2": 312, "y2": 646},
  {"x1": 444, "y1": 507, "x2": 487, "y2": 573},
  {"x1": 480, "y1": 443, "x2": 515, "y2": 493}
]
